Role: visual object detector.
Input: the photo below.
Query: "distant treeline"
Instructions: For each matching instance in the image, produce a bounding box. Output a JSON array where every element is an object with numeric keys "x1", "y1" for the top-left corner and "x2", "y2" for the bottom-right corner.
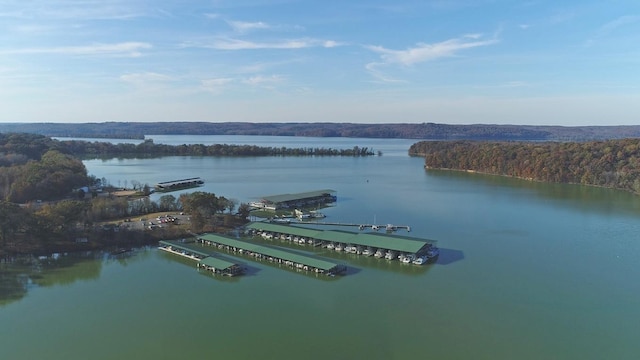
[
  {"x1": 3, "y1": 122, "x2": 640, "y2": 141},
  {"x1": 0, "y1": 133, "x2": 374, "y2": 202},
  {"x1": 409, "y1": 139, "x2": 640, "y2": 194},
  {"x1": 59, "y1": 139, "x2": 376, "y2": 158}
]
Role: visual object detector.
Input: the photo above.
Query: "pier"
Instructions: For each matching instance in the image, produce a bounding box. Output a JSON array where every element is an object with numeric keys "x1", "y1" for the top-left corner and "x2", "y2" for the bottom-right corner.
[
  {"x1": 158, "y1": 240, "x2": 243, "y2": 276},
  {"x1": 250, "y1": 189, "x2": 336, "y2": 211},
  {"x1": 155, "y1": 177, "x2": 204, "y2": 192},
  {"x1": 273, "y1": 218, "x2": 411, "y2": 232},
  {"x1": 197, "y1": 233, "x2": 346, "y2": 276},
  {"x1": 246, "y1": 222, "x2": 438, "y2": 265}
]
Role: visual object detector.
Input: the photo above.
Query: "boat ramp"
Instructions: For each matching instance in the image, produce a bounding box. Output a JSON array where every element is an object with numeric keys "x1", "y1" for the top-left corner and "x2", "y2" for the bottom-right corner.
[{"x1": 158, "y1": 240, "x2": 243, "y2": 276}]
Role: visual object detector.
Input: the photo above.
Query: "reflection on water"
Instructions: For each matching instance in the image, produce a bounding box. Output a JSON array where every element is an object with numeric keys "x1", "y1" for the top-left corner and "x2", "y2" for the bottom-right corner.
[
  {"x1": 0, "y1": 250, "x2": 146, "y2": 306},
  {"x1": 426, "y1": 169, "x2": 640, "y2": 216}
]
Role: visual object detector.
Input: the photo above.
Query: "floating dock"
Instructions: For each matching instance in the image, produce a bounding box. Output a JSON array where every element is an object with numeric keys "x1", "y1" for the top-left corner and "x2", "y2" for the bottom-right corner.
[
  {"x1": 250, "y1": 189, "x2": 336, "y2": 211},
  {"x1": 155, "y1": 177, "x2": 204, "y2": 192},
  {"x1": 197, "y1": 233, "x2": 346, "y2": 276},
  {"x1": 245, "y1": 222, "x2": 439, "y2": 264},
  {"x1": 158, "y1": 240, "x2": 243, "y2": 276}
]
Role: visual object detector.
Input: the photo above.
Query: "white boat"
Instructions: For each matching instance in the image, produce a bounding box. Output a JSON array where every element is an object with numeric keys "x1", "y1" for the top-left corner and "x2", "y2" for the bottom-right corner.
[
  {"x1": 326, "y1": 243, "x2": 335, "y2": 250},
  {"x1": 362, "y1": 248, "x2": 374, "y2": 256},
  {"x1": 385, "y1": 251, "x2": 396, "y2": 260},
  {"x1": 374, "y1": 249, "x2": 385, "y2": 258},
  {"x1": 412, "y1": 256, "x2": 427, "y2": 265},
  {"x1": 335, "y1": 243, "x2": 344, "y2": 251},
  {"x1": 401, "y1": 255, "x2": 413, "y2": 264}
]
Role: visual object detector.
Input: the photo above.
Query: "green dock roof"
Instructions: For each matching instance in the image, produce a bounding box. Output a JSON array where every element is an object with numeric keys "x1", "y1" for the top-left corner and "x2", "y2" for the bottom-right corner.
[
  {"x1": 198, "y1": 233, "x2": 340, "y2": 271},
  {"x1": 199, "y1": 256, "x2": 237, "y2": 270},
  {"x1": 260, "y1": 189, "x2": 336, "y2": 204},
  {"x1": 159, "y1": 240, "x2": 238, "y2": 270},
  {"x1": 246, "y1": 222, "x2": 437, "y2": 254},
  {"x1": 159, "y1": 240, "x2": 211, "y2": 258},
  {"x1": 246, "y1": 222, "x2": 323, "y2": 238}
]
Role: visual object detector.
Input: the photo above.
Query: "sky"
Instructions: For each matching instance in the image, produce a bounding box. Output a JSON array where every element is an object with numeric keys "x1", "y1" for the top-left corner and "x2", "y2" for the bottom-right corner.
[{"x1": 1, "y1": 0, "x2": 639, "y2": 126}]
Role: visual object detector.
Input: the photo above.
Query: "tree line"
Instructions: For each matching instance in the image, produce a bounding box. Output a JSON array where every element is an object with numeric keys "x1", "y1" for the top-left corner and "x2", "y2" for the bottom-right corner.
[
  {"x1": 59, "y1": 139, "x2": 376, "y2": 158},
  {"x1": 409, "y1": 139, "x2": 640, "y2": 194},
  {"x1": 5, "y1": 121, "x2": 640, "y2": 141},
  {"x1": 0, "y1": 191, "x2": 249, "y2": 254}
]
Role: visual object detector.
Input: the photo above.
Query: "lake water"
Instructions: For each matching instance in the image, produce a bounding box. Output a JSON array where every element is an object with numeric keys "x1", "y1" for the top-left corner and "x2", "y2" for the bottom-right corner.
[{"x1": 2, "y1": 136, "x2": 640, "y2": 359}]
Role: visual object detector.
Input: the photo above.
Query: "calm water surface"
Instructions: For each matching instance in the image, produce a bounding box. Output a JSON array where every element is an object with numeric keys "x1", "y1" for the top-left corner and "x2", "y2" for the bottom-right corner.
[{"x1": 2, "y1": 136, "x2": 640, "y2": 359}]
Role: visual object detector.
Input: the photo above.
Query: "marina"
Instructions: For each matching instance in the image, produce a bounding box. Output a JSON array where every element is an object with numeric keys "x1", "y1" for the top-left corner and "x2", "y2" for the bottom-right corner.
[
  {"x1": 158, "y1": 240, "x2": 243, "y2": 276},
  {"x1": 246, "y1": 222, "x2": 438, "y2": 264},
  {"x1": 197, "y1": 233, "x2": 346, "y2": 276},
  {"x1": 4, "y1": 135, "x2": 639, "y2": 360}
]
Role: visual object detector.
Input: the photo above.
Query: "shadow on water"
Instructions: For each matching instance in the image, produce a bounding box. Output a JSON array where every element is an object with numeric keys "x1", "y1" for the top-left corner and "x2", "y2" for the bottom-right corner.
[
  {"x1": 427, "y1": 169, "x2": 640, "y2": 216},
  {"x1": 432, "y1": 248, "x2": 465, "y2": 266},
  {"x1": 0, "y1": 252, "x2": 106, "y2": 306}
]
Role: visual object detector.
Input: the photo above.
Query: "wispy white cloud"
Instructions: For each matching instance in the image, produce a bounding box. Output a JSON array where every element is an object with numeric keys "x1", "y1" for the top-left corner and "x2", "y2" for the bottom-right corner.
[
  {"x1": 0, "y1": 1, "x2": 147, "y2": 21},
  {"x1": 364, "y1": 63, "x2": 406, "y2": 84},
  {"x1": 187, "y1": 37, "x2": 340, "y2": 50},
  {"x1": 227, "y1": 20, "x2": 271, "y2": 33},
  {"x1": 242, "y1": 74, "x2": 285, "y2": 90},
  {"x1": 0, "y1": 42, "x2": 152, "y2": 57},
  {"x1": 364, "y1": 33, "x2": 497, "y2": 83},
  {"x1": 120, "y1": 72, "x2": 173, "y2": 85},
  {"x1": 366, "y1": 34, "x2": 498, "y2": 66},
  {"x1": 585, "y1": 15, "x2": 640, "y2": 46},
  {"x1": 201, "y1": 77, "x2": 234, "y2": 94}
]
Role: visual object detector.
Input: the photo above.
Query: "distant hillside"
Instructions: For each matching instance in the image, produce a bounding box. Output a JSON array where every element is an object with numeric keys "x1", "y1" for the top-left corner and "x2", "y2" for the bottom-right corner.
[{"x1": 1, "y1": 122, "x2": 640, "y2": 141}]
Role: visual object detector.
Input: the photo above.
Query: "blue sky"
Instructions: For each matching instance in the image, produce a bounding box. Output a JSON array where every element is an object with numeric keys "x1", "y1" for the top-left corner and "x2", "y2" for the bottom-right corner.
[{"x1": 1, "y1": 0, "x2": 639, "y2": 125}]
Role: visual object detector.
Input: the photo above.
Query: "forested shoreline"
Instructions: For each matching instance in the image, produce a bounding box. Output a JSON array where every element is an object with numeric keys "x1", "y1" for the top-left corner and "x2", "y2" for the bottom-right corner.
[
  {"x1": 409, "y1": 139, "x2": 640, "y2": 194},
  {"x1": 61, "y1": 138, "x2": 377, "y2": 158},
  {"x1": 0, "y1": 132, "x2": 377, "y2": 255},
  {"x1": 3, "y1": 122, "x2": 640, "y2": 141}
]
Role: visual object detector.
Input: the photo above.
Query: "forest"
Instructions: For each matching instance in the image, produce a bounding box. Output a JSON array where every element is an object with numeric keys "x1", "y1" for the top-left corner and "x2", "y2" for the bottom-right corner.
[
  {"x1": 3, "y1": 122, "x2": 640, "y2": 141},
  {"x1": 409, "y1": 139, "x2": 640, "y2": 194},
  {"x1": 59, "y1": 138, "x2": 377, "y2": 158},
  {"x1": 0, "y1": 132, "x2": 371, "y2": 255}
]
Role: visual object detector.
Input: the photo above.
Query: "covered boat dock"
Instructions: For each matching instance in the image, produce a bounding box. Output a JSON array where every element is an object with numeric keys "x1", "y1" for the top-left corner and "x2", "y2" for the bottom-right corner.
[
  {"x1": 197, "y1": 233, "x2": 345, "y2": 275},
  {"x1": 158, "y1": 240, "x2": 243, "y2": 276},
  {"x1": 155, "y1": 177, "x2": 204, "y2": 192},
  {"x1": 250, "y1": 189, "x2": 336, "y2": 210},
  {"x1": 245, "y1": 222, "x2": 438, "y2": 263}
]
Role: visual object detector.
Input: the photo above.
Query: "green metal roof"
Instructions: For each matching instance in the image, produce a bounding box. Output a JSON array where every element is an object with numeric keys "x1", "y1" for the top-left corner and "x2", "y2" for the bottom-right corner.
[
  {"x1": 260, "y1": 189, "x2": 336, "y2": 204},
  {"x1": 199, "y1": 256, "x2": 237, "y2": 270},
  {"x1": 246, "y1": 222, "x2": 323, "y2": 238},
  {"x1": 198, "y1": 233, "x2": 339, "y2": 271},
  {"x1": 245, "y1": 222, "x2": 437, "y2": 254},
  {"x1": 352, "y1": 233, "x2": 435, "y2": 253},
  {"x1": 159, "y1": 240, "x2": 211, "y2": 258}
]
